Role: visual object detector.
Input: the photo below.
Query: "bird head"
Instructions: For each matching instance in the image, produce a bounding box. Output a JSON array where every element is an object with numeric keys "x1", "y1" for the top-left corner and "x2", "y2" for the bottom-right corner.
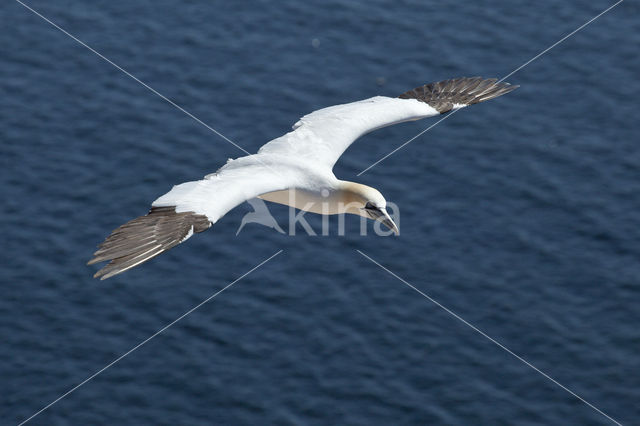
[
  {"x1": 339, "y1": 181, "x2": 399, "y2": 235},
  {"x1": 361, "y1": 200, "x2": 399, "y2": 235}
]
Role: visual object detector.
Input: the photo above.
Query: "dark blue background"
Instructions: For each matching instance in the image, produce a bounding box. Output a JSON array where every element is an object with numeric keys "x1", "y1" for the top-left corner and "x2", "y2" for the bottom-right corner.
[{"x1": 2, "y1": 0, "x2": 638, "y2": 424}]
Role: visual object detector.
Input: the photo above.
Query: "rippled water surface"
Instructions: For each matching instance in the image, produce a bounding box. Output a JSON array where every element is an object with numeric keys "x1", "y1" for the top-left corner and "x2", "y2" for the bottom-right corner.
[{"x1": 2, "y1": 0, "x2": 638, "y2": 424}]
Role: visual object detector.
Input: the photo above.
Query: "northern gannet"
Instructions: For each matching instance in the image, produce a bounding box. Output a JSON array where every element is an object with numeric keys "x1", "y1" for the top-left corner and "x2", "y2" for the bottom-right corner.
[{"x1": 89, "y1": 77, "x2": 518, "y2": 279}]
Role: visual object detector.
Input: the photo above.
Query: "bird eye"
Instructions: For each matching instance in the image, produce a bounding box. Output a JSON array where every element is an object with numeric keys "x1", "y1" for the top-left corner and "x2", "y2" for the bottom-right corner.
[{"x1": 364, "y1": 202, "x2": 377, "y2": 210}]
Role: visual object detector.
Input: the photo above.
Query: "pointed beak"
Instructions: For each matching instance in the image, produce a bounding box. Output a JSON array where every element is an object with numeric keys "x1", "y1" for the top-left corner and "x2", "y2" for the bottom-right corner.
[{"x1": 367, "y1": 207, "x2": 399, "y2": 235}]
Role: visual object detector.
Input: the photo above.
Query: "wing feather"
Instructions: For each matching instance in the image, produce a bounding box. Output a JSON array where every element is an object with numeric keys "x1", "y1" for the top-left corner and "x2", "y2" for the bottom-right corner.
[
  {"x1": 399, "y1": 77, "x2": 518, "y2": 113},
  {"x1": 88, "y1": 207, "x2": 210, "y2": 279}
]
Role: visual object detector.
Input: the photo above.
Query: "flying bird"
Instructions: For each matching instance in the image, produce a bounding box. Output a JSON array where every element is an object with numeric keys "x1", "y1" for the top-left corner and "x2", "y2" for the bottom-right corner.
[{"x1": 89, "y1": 77, "x2": 518, "y2": 279}]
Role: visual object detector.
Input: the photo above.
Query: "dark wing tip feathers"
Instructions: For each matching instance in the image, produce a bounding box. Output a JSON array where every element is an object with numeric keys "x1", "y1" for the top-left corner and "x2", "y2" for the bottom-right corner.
[
  {"x1": 398, "y1": 77, "x2": 518, "y2": 113},
  {"x1": 88, "y1": 206, "x2": 211, "y2": 280}
]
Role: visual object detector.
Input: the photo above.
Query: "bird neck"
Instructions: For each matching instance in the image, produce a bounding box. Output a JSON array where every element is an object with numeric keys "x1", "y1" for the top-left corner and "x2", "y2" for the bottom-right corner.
[{"x1": 336, "y1": 181, "x2": 375, "y2": 214}]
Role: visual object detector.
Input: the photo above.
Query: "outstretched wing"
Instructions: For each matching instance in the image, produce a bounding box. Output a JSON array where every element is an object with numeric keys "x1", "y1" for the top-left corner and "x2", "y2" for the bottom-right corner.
[
  {"x1": 258, "y1": 77, "x2": 517, "y2": 168},
  {"x1": 88, "y1": 158, "x2": 299, "y2": 279},
  {"x1": 88, "y1": 207, "x2": 211, "y2": 280}
]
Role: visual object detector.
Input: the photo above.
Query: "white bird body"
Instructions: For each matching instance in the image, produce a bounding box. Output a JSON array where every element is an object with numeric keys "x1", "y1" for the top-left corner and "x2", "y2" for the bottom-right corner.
[{"x1": 89, "y1": 77, "x2": 518, "y2": 279}]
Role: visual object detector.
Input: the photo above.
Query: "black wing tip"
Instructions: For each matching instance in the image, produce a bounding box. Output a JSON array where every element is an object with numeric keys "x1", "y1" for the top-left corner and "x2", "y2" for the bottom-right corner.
[
  {"x1": 88, "y1": 206, "x2": 211, "y2": 280},
  {"x1": 398, "y1": 77, "x2": 518, "y2": 113}
]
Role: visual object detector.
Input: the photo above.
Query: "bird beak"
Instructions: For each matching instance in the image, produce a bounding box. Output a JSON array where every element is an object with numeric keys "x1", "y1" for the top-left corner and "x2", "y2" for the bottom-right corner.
[{"x1": 367, "y1": 207, "x2": 399, "y2": 235}]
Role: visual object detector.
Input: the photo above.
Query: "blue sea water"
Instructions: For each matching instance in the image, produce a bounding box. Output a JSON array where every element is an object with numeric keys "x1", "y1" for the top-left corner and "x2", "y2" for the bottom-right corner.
[{"x1": 1, "y1": 0, "x2": 639, "y2": 424}]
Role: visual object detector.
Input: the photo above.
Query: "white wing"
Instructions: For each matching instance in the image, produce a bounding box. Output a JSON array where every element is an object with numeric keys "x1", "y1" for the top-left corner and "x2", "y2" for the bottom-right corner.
[
  {"x1": 88, "y1": 155, "x2": 312, "y2": 279},
  {"x1": 259, "y1": 77, "x2": 517, "y2": 168},
  {"x1": 152, "y1": 155, "x2": 312, "y2": 222}
]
